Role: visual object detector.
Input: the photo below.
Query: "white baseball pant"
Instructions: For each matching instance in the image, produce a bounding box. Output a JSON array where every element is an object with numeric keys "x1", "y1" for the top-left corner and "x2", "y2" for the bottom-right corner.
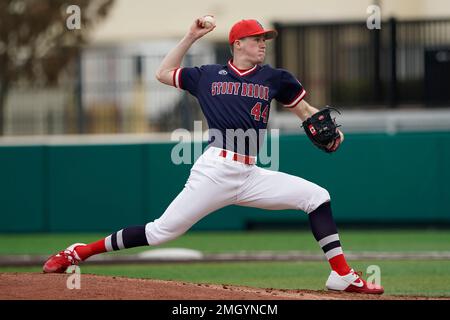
[{"x1": 145, "y1": 147, "x2": 330, "y2": 245}]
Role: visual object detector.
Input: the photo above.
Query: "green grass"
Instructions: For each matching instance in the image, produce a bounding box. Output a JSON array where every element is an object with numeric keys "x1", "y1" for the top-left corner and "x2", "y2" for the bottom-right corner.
[
  {"x1": 0, "y1": 229, "x2": 449, "y2": 255},
  {"x1": 2, "y1": 260, "x2": 450, "y2": 297}
]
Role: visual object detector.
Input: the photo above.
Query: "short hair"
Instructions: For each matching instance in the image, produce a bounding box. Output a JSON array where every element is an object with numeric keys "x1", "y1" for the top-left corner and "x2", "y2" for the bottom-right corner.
[{"x1": 229, "y1": 37, "x2": 248, "y2": 57}]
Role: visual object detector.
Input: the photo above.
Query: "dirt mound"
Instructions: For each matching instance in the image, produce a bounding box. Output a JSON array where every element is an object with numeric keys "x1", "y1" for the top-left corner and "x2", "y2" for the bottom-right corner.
[{"x1": 0, "y1": 273, "x2": 445, "y2": 300}]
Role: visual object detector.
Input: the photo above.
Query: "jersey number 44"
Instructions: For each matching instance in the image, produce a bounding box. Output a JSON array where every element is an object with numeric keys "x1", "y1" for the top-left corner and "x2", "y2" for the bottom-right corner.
[{"x1": 250, "y1": 102, "x2": 269, "y2": 123}]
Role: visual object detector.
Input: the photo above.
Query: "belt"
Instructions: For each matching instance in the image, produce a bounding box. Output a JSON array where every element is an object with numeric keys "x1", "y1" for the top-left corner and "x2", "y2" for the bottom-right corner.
[{"x1": 218, "y1": 149, "x2": 256, "y2": 165}]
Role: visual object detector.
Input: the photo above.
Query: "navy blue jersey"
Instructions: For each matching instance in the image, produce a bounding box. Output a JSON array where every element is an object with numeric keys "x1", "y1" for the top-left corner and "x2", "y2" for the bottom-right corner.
[{"x1": 173, "y1": 60, "x2": 306, "y2": 156}]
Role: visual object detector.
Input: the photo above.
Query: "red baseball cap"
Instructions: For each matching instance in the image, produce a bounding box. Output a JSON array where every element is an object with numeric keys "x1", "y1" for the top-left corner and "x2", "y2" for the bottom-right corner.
[{"x1": 228, "y1": 19, "x2": 278, "y2": 45}]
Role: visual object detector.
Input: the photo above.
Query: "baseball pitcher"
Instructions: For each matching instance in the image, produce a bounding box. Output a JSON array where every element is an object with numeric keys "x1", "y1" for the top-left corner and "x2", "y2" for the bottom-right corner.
[{"x1": 43, "y1": 17, "x2": 383, "y2": 294}]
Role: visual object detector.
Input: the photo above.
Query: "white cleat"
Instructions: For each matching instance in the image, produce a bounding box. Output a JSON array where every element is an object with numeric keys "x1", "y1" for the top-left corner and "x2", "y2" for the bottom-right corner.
[{"x1": 326, "y1": 269, "x2": 384, "y2": 294}]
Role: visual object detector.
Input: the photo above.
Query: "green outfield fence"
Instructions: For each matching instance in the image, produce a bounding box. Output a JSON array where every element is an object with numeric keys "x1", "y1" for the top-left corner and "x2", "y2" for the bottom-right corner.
[{"x1": 1, "y1": 131, "x2": 450, "y2": 232}]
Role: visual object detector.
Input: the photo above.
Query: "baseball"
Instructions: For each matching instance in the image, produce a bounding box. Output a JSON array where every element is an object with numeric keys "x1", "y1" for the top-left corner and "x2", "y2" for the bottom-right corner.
[{"x1": 203, "y1": 15, "x2": 215, "y2": 28}]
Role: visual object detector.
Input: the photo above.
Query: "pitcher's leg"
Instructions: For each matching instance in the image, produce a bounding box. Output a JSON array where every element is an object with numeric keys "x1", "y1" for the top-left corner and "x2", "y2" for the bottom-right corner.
[
  {"x1": 235, "y1": 167, "x2": 357, "y2": 288},
  {"x1": 144, "y1": 151, "x2": 240, "y2": 245},
  {"x1": 144, "y1": 180, "x2": 231, "y2": 245},
  {"x1": 236, "y1": 167, "x2": 383, "y2": 293},
  {"x1": 236, "y1": 167, "x2": 330, "y2": 213},
  {"x1": 43, "y1": 155, "x2": 238, "y2": 273},
  {"x1": 72, "y1": 225, "x2": 148, "y2": 261},
  {"x1": 85, "y1": 171, "x2": 233, "y2": 257}
]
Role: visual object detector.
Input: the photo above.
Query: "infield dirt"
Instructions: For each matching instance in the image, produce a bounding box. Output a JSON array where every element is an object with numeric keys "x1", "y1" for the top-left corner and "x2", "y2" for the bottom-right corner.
[{"x1": 1, "y1": 273, "x2": 448, "y2": 300}]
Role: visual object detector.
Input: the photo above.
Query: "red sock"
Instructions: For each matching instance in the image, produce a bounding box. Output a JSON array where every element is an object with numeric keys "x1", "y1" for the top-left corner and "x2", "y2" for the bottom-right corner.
[
  {"x1": 74, "y1": 239, "x2": 107, "y2": 261},
  {"x1": 329, "y1": 254, "x2": 351, "y2": 276}
]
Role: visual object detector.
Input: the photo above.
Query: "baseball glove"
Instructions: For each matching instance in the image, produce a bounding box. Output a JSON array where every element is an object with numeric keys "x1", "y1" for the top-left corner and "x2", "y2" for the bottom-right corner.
[{"x1": 302, "y1": 107, "x2": 342, "y2": 153}]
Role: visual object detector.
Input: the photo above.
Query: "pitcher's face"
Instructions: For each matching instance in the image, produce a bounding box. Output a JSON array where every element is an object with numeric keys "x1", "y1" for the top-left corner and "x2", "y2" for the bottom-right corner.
[{"x1": 236, "y1": 35, "x2": 266, "y2": 65}]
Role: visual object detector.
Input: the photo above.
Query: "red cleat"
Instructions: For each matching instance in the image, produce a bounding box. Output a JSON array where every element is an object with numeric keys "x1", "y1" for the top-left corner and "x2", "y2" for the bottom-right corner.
[
  {"x1": 43, "y1": 243, "x2": 86, "y2": 273},
  {"x1": 326, "y1": 269, "x2": 384, "y2": 294}
]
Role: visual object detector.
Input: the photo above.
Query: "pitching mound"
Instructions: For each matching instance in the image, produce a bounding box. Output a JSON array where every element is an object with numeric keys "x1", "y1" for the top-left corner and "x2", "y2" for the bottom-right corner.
[{"x1": 0, "y1": 273, "x2": 444, "y2": 300}]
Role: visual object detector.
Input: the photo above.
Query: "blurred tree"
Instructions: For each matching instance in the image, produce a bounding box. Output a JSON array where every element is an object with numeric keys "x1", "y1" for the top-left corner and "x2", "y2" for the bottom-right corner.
[{"x1": 0, "y1": 0, "x2": 115, "y2": 135}]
